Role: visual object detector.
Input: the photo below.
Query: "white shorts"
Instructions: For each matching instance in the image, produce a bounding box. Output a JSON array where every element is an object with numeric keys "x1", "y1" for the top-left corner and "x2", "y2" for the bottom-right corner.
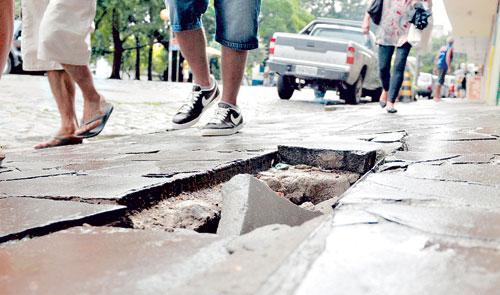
[{"x1": 21, "y1": 0, "x2": 96, "y2": 71}]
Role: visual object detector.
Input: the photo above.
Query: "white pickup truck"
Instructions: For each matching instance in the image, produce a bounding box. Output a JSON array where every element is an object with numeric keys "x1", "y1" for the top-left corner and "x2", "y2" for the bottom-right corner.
[{"x1": 268, "y1": 18, "x2": 382, "y2": 104}]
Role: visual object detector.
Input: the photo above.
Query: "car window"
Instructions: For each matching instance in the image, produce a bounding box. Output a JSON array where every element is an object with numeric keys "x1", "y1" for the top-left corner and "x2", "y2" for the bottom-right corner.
[{"x1": 311, "y1": 28, "x2": 366, "y2": 46}]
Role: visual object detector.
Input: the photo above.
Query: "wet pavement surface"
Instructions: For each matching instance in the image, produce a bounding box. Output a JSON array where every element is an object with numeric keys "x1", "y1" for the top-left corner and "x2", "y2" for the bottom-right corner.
[{"x1": 1, "y1": 75, "x2": 499, "y2": 294}]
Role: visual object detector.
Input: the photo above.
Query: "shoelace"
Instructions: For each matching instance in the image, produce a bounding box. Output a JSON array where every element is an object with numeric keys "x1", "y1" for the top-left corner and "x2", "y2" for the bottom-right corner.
[
  {"x1": 179, "y1": 89, "x2": 202, "y2": 113},
  {"x1": 209, "y1": 107, "x2": 230, "y2": 124}
]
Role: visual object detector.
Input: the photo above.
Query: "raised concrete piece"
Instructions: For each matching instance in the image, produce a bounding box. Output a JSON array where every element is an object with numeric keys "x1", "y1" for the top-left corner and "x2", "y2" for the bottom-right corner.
[
  {"x1": 278, "y1": 145, "x2": 376, "y2": 174},
  {"x1": 217, "y1": 174, "x2": 322, "y2": 237}
]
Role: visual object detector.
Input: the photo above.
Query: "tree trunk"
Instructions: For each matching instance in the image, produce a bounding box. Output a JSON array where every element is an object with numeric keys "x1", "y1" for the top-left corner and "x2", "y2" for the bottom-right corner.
[
  {"x1": 147, "y1": 4, "x2": 154, "y2": 81},
  {"x1": 110, "y1": 8, "x2": 123, "y2": 80},
  {"x1": 147, "y1": 39, "x2": 153, "y2": 81},
  {"x1": 135, "y1": 35, "x2": 141, "y2": 80}
]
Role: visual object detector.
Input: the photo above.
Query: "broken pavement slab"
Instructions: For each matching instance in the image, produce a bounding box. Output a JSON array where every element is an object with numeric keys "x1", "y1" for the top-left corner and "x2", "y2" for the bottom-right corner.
[
  {"x1": 217, "y1": 175, "x2": 322, "y2": 237},
  {"x1": 0, "y1": 174, "x2": 166, "y2": 202},
  {"x1": 278, "y1": 144, "x2": 377, "y2": 174},
  {"x1": 340, "y1": 172, "x2": 500, "y2": 209},
  {"x1": 0, "y1": 198, "x2": 125, "y2": 243},
  {"x1": 365, "y1": 204, "x2": 500, "y2": 242},
  {"x1": 404, "y1": 163, "x2": 500, "y2": 186},
  {"x1": 293, "y1": 221, "x2": 500, "y2": 295},
  {"x1": 0, "y1": 226, "x2": 225, "y2": 295}
]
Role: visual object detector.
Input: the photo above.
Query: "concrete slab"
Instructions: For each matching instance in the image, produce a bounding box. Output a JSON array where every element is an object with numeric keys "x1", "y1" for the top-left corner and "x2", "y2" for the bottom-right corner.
[
  {"x1": 278, "y1": 145, "x2": 377, "y2": 174},
  {"x1": 371, "y1": 131, "x2": 407, "y2": 143},
  {"x1": 405, "y1": 163, "x2": 500, "y2": 186},
  {"x1": 0, "y1": 175, "x2": 165, "y2": 201},
  {"x1": 294, "y1": 222, "x2": 500, "y2": 295},
  {"x1": 408, "y1": 137, "x2": 500, "y2": 154},
  {"x1": 0, "y1": 226, "x2": 223, "y2": 295},
  {"x1": 366, "y1": 204, "x2": 500, "y2": 241},
  {"x1": 0, "y1": 198, "x2": 125, "y2": 243},
  {"x1": 217, "y1": 175, "x2": 322, "y2": 237},
  {"x1": 172, "y1": 217, "x2": 328, "y2": 295},
  {"x1": 340, "y1": 172, "x2": 500, "y2": 209}
]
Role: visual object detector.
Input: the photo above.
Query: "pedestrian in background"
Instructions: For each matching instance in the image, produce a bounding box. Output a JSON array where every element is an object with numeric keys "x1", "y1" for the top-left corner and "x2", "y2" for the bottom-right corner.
[
  {"x1": 434, "y1": 37, "x2": 454, "y2": 102},
  {"x1": 0, "y1": 0, "x2": 15, "y2": 163},
  {"x1": 22, "y1": 0, "x2": 113, "y2": 149},
  {"x1": 167, "y1": 0, "x2": 261, "y2": 136},
  {"x1": 363, "y1": 0, "x2": 431, "y2": 113}
]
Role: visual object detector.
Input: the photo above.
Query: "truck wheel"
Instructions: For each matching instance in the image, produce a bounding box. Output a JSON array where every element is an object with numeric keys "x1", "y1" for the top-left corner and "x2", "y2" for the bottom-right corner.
[
  {"x1": 277, "y1": 75, "x2": 295, "y2": 100},
  {"x1": 340, "y1": 75, "x2": 364, "y2": 105}
]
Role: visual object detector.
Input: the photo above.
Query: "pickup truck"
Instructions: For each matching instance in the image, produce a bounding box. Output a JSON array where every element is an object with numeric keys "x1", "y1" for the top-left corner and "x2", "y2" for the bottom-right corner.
[{"x1": 268, "y1": 18, "x2": 382, "y2": 104}]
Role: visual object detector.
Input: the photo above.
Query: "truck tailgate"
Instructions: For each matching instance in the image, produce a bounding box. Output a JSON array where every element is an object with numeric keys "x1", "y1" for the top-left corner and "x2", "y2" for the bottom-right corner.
[{"x1": 273, "y1": 33, "x2": 349, "y2": 68}]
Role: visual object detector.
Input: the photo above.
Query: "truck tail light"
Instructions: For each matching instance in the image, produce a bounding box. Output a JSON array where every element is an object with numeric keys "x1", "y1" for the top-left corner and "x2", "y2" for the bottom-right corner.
[
  {"x1": 346, "y1": 45, "x2": 355, "y2": 65},
  {"x1": 269, "y1": 36, "x2": 276, "y2": 57}
]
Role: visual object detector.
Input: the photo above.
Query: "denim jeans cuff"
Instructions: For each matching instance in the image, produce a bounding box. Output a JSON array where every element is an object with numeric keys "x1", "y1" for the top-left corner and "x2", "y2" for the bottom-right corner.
[
  {"x1": 171, "y1": 20, "x2": 203, "y2": 33},
  {"x1": 216, "y1": 36, "x2": 259, "y2": 51}
]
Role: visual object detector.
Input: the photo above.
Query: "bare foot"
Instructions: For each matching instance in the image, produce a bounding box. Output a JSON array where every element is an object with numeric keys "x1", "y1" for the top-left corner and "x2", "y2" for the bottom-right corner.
[
  {"x1": 0, "y1": 149, "x2": 5, "y2": 165},
  {"x1": 75, "y1": 96, "x2": 109, "y2": 136},
  {"x1": 35, "y1": 125, "x2": 82, "y2": 149},
  {"x1": 35, "y1": 136, "x2": 83, "y2": 150}
]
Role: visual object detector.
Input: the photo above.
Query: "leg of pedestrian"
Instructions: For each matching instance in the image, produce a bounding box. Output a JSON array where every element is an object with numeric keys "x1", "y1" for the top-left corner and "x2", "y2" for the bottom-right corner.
[
  {"x1": 201, "y1": 0, "x2": 261, "y2": 136},
  {"x1": 168, "y1": 0, "x2": 221, "y2": 130},
  {"x1": 0, "y1": 0, "x2": 14, "y2": 79},
  {"x1": 33, "y1": 0, "x2": 112, "y2": 140},
  {"x1": 61, "y1": 64, "x2": 112, "y2": 138},
  {"x1": 35, "y1": 70, "x2": 83, "y2": 149},
  {"x1": 0, "y1": 0, "x2": 14, "y2": 163},
  {"x1": 387, "y1": 42, "x2": 412, "y2": 113},
  {"x1": 175, "y1": 29, "x2": 212, "y2": 88},
  {"x1": 378, "y1": 45, "x2": 395, "y2": 108}
]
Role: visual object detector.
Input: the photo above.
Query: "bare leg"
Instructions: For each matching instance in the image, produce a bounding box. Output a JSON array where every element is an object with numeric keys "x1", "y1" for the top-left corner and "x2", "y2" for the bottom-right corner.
[
  {"x1": 434, "y1": 85, "x2": 442, "y2": 102},
  {"x1": 220, "y1": 46, "x2": 248, "y2": 105},
  {"x1": 35, "y1": 70, "x2": 81, "y2": 149},
  {"x1": 61, "y1": 64, "x2": 108, "y2": 134},
  {"x1": 380, "y1": 90, "x2": 388, "y2": 104},
  {"x1": 175, "y1": 29, "x2": 211, "y2": 87},
  {"x1": 0, "y1": 0, "x2": 14, "y2": 78}
]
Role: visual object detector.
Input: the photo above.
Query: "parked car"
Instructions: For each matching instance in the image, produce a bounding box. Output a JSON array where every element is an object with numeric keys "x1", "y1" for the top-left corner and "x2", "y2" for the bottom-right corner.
[
  {"x1": 267, "y1": 18, "x2": 382, "y2": 105},
  {"x1": 3, "y1": 20, "x2": 23, "y2": 75},
  {"x1": 416, "y1": 72, "x2": 434, "y2": 99}
]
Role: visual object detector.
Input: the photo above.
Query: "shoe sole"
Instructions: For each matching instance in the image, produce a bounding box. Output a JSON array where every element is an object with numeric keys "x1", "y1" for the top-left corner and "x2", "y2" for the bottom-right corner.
[
  {"x1": 201, "y1": 124, "x2": 244, "y2": 137},
  {"x1": 170, "y1": 88, "x2": 221, "y2": 130}
]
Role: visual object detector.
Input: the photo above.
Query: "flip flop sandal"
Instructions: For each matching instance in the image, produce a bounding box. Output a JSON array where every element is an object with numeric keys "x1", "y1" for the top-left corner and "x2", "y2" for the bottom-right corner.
[
  {"x1": 76, "y1": 103, "x2": 114, "y2": 139},
  {"x1": 35, "y1": 136, "x2": 83, "y2": 150}
]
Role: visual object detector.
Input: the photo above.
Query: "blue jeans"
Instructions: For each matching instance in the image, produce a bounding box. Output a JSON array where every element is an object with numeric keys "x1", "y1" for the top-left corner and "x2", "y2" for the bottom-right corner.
[
  {"x1": 166, "y1": 0, "x2": 261, "y2": 50},
  {"x1": 378, "y1": 42, "x2": 412, "y2": 103}
]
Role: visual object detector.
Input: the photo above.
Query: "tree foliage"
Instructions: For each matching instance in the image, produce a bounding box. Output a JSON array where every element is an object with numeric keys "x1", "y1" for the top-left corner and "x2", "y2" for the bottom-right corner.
[
  {"x1": 301, "y1": 0, "x2": 368, "y2": 20},
  {"x1": 15, "y1": 0, "x2": 375, "y2": 79}
]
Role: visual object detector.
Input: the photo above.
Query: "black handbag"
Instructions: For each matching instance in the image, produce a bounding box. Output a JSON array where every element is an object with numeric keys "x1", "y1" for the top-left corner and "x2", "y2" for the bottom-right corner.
[
  {"x1": 410, "y1": 2, "x2": 432, "y2": 30},
  {"x1": 368, "y1": 0, "x2": 383, "y2": 25}
]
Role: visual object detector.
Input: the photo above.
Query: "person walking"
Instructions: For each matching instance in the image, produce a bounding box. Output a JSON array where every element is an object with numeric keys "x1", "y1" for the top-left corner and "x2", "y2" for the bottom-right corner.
[
  {"x1": 0, "y1": 0, "x2": 15, "y2": 163},
  {"x1": 363, "y1": 0, "x2": 430, "y2": 113},
  {"x1": 166, "y1": 0, "x2": 261, "y2": 136},
  {"x1": 434, "y1": 37, "x2": 454, "y2": 102},
  {"x1": 22, "y1": 0, "x2": 113, "y2": 149}
]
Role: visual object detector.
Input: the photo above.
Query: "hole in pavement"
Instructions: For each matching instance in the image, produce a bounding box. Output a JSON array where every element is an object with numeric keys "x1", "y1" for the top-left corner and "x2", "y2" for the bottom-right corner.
[{"x1": 128, "y1": 163, "x2": 362, "y2": 234}]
